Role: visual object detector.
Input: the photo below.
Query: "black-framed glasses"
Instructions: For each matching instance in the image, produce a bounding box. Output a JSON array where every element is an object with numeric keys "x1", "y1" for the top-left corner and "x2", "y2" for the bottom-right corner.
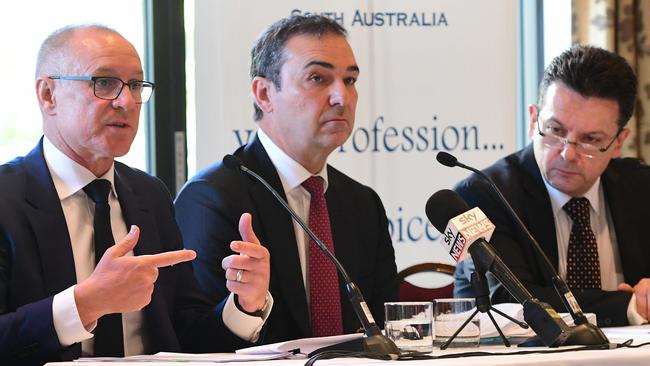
[
  {"x1": 48, "y1": 76, "x2": 155, "y2": 104},
  {"x1": 535, "y1": 111, "x2": 622, "y2": 159}
]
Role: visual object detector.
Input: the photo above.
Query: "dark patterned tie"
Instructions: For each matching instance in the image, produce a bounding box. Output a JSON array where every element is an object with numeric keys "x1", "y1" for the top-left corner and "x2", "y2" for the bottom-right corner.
[
  {"x1": 563, "y1": 197, "x2": 601, "y2": 290},
  {"x1": 83, "y1": 179, "x2": 124, "y2": 357},
  {"x1": 302, "y1": 176, "x2": 343, "y2": 336}
]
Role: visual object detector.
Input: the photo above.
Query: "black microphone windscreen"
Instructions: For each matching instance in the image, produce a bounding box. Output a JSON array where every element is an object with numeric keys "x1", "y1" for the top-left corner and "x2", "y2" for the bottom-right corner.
[
  {"x1": 436, "y1": 152, "x2": 458, "y2": 167},
  {"x1": 425, "y1": 189, "x2": 470, "y2": 233},
  {"x1": 222, "y1": 155, "x2": 242, "y2": 170}
]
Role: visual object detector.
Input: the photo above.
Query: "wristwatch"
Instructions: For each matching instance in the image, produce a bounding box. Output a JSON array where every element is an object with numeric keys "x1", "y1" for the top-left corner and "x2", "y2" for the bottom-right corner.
[{"x1": 234, "y1": 293, "x2": 269, "y2": 318}]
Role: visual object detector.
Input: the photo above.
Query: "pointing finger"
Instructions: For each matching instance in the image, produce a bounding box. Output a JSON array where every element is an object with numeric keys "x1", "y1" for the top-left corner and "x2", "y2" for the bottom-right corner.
[
  {"x1": 138, "y1": 249, "x2": 197, "y2": 268},
  {"x1": 238, "y1": 213, "x2": 260, "y2": 245}
]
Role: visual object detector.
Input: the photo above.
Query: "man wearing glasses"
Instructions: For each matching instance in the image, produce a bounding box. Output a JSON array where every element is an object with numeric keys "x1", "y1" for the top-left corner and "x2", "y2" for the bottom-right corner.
[
  {"x1": 0, "y1": 25, "x2": 271, "y2": 364},
  {"x1": 453, "y1": 45, "x2": 650, "y2": 327}
]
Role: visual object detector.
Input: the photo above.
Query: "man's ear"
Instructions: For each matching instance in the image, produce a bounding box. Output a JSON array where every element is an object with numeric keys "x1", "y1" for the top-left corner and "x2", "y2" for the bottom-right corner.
[
  {"x1": 527, "y1": 104, "x2": 538, "y2": 138},
  {"x1": 36, "y1": 77, "x2": 57, "y2": 116},
  {"x1": 611, "y1": 127, "x2": 631, "y2": 158},
  {"x1": 251, "y1": 76, "x2": 274, "y2": 115}
]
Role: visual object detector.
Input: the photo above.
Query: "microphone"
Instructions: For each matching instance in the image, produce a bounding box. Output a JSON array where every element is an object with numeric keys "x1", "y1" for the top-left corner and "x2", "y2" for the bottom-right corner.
[
  {"x1": 426, "y1": 190, "x2": 538, "y2": 304},
  {"x1": 222, "y1": 154, "x2": 400, "y2": 357},
  {"x1": 436, "y1": 151, "x2": 587, "y2": 325},
  {"x1": 425, "y1": 189, "x2": 609, "y2": 347},
  {"x1": 428, "y1": 190, "x2": 496, "y2": 264}
]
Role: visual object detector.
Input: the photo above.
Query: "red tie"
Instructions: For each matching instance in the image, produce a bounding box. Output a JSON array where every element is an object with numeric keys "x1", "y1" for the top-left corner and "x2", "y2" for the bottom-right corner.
[
  {"x1": 563, "y1": 197, "x2": 601, "y2": 290},
  {"x1": 302, "y1": 176, "x2": 343, "y2": 336}
]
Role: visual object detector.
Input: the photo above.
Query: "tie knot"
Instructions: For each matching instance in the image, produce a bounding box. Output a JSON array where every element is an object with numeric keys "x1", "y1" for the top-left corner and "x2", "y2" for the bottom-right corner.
[
  {"x1": 563, "y1": 197, "x2": 591, "y2": 224},
  {"x1": 83, "y1": 179, "x2": 112, "y2": 204},
  {"x1": 302, "y1": 176, "x2": 324, "y2": 196}
]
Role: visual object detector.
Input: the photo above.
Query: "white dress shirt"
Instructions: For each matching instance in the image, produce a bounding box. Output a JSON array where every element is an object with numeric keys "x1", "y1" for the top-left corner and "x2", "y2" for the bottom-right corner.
[
  {"x1": 257, "y1": 129, "x2": 328, "y2": 306},
  {"x1": 45, "y1": 137, "x2": 270, "y2": 356},
  {"x1": 538, "y1": 159, "x2": 645, "y2": 324}
]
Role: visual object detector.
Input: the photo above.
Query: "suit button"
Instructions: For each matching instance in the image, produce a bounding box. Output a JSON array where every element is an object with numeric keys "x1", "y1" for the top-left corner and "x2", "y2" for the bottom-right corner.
[{"x1": 602, "y1": 318, "x2": 612, "y2": 326}]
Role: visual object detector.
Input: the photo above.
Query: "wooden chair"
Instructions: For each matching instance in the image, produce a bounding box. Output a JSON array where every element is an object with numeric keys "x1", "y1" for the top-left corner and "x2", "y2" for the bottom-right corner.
[{"x1": 397, "y1": 262, "x2": 456, "y2": 302}]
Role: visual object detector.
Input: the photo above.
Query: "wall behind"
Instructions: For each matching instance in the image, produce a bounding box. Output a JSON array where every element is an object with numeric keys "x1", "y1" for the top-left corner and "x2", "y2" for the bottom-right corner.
[{"x1": 191, "y1": 0, "x2": 517, "y2": 284}]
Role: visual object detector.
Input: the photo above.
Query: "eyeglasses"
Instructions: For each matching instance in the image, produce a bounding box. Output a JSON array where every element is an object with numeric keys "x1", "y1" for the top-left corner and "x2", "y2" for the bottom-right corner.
[
  {"x1": 536, "y1": 114, "x2": 622, "y2": 159},
  {"x1": 48, "y1": 76, "x2": 155, "y2": 104}
]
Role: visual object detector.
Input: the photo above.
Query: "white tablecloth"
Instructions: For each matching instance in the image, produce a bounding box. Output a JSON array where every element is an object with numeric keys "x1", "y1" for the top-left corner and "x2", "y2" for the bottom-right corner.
[{"x1": 45, "y1": 325, "x2": 650, "y2": 366}]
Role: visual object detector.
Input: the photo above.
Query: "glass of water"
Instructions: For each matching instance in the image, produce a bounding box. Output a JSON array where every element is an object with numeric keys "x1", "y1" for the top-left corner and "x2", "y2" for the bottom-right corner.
[
  {"x1": 433, "y1": 298, "x2": 480, "y2": 348},
  {"x1": 384, "y1": 302, "x2": 433, "y2": 353}
]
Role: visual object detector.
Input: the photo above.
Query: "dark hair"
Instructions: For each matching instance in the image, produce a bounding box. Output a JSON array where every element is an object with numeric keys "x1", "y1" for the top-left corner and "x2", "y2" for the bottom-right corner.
[
  {"x1": 250, "y1": 15, "x2": 347, "y2": 121},
  {"x1": 538, "y1": 45, "x2": 637, "y2": 126}
]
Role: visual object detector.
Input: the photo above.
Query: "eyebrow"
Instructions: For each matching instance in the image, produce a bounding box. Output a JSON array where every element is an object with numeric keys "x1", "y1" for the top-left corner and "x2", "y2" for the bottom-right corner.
[
  {"x1": 303, "y1": 60, "x2": 360, "y2": 73},
  {"x1": 546, "y1": 117, "x2": 610, "y2": 136}
]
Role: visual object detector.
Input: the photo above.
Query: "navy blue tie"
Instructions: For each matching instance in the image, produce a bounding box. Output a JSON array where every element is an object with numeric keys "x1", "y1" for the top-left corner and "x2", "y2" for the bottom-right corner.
[{"x1": 83, "y1": 179, "x2": 124, "y2": 357}]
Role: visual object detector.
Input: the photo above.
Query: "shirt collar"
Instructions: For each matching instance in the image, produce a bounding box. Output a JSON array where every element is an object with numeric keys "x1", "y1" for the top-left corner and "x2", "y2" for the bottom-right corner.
[
  {"x1": 43, "y1": 136, "x2": 117, "y2": 200},
  {"x1": 257, "y1": 128, "x2": 328, "y2": 192}
]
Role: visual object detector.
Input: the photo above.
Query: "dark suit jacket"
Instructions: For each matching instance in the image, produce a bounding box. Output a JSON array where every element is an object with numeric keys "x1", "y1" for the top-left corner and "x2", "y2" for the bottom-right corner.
[
  {"x1": 0, "y1": 141, "x2": 250, "y2": 365},
  {"x1": 175, "y1": 136, "x2": 398, "y2": 344},
  {"x1": 454, "y1": 144, "x2": 650, "y2": 326}
]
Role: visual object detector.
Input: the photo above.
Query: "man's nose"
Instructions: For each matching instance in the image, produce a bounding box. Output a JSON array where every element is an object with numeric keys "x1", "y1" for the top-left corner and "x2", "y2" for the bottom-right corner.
[
  {"x1": 560, "y1": 141, "x2": 579, "y2": 161},
  {"x1": 329, "y1": 80, "x2": 349, "y2": 107},
  {"x1": 112, "y1": 85, "x2": 138, "y2": 109}
]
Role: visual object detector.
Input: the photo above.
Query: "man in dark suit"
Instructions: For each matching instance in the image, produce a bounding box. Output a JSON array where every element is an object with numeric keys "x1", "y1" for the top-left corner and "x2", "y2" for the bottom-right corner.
[
  {"x1": 175, "y1": 15, "x2": 398, "y2": 344},
  {"x1": 453, "y1": 45, "x2": 650, "y2": 327},
  {"x1": 0, "y1": 25, "x2": 271, "y2": 364}
]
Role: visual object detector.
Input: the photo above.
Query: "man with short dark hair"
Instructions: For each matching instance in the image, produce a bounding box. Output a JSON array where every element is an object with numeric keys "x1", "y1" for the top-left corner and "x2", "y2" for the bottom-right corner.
[
  {"x1": 0, "y1": 24, "x2": 271, "y2": 365},
  {"x1": 176, "y1": 15, "x2": 398, "y2": 344},
  {"x1": 453, "y1": 45, "x2": 650, "y2": 327}
]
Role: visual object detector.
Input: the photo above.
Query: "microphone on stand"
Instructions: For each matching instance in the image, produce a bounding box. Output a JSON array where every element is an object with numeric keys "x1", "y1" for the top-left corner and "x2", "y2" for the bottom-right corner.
[
  {"x1": 425, "y1": 189, "x2": 609, "y2": 347},
  {"x1": 436, "y1": 151, "x2": 587, "y2": 322},
  {"x1": 222, "y1": 155, "x2": 400, "y2": 358},
  {"x1": 435, "y1": 151, "x2": 608, "y2": 345},
  {"x1": 425, "y1": 189, "x2": 529, "y2": 349}
]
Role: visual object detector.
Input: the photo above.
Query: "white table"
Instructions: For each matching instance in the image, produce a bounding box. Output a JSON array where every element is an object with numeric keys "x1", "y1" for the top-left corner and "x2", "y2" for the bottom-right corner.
[{"x1": 45, "y1": 325, "x2": 650, "y2": 366}]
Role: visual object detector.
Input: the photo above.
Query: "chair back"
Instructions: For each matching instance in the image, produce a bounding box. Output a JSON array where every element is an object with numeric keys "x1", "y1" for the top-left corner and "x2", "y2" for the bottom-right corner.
[{"x1": 397, "y1": 262, "x2": 455, "y2": 302}]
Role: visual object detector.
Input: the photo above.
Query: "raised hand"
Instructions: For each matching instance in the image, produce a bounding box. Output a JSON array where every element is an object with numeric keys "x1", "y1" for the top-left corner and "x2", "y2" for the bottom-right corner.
[{"x1": 221, "y1": 213, "x2": 270, "y2": 313}]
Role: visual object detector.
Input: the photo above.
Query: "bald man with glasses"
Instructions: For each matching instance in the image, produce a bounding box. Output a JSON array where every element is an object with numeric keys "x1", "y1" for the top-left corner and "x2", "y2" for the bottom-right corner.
[
  {"x1": 0, "y1": 24, "x2": 271, "y2": 365},
  {"x1": 453, "y1": 45, "x2": 650, "y2": 327}
]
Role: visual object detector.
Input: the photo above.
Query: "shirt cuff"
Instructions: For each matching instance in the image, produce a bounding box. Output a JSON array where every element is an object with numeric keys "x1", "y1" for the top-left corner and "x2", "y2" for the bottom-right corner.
[
  {"x1": 627, "y1": 293, "x2": 647, "y2": 325},
  {"x1": 52, "y1": 285, "x2": 95, "y2": 346},
  {"x1": 222, "y1": 292, "x2": 273, "y2": 342}
]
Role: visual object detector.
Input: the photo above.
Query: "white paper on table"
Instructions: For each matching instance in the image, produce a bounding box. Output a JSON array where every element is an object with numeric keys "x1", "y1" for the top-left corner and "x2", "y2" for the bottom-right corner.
[
  {"x1": 478, "y1": 303, "x2": 597, "y2": 338},
  {"x1": 74, "y1": 352, "x2": 293, "y2": 362},
  {"x1": 236, "y1": 333, "x2": 363, "y2": 356}
]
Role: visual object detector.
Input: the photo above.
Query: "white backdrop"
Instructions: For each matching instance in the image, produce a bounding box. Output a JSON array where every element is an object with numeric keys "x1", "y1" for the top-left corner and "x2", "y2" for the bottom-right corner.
[{"x1": 192, "y1": 0, "x2": 518, "y2": 282}]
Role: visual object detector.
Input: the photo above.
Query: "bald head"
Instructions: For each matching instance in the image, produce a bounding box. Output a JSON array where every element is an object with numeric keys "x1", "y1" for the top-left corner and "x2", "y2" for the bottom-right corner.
[{"x1": 35, "y1": 24, "x2": 129, "y2": 78}]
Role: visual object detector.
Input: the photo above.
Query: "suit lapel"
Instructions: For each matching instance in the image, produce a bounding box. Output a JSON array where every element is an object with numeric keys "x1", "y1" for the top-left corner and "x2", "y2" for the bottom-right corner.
[
  {"x1": 114, "y1": 164, "x2": 172, "y2": 352},
  {"x1": 243, "y1": 138, "x2": 311, "y2": 336},
  {"x1": 23, "y1": 142, "x2": 78, "y2": 295},
  {"x1": 518, "y1": 146, "x2": 559, "y2": 272},
  {"x1": 114, "y1": 165, "x2": 158, "y2": 256},
  {"x1": 325, "y1": 170, "x2": 359, "y2": 286},
  {"x1": 602, "y1": 164, "x2": 641, "y2": 283}
]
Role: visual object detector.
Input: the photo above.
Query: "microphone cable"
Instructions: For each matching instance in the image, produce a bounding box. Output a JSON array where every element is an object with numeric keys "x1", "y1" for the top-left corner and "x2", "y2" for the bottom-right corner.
[{"x1": 305, "y1": 340, "x2": 650, "y2": 365}]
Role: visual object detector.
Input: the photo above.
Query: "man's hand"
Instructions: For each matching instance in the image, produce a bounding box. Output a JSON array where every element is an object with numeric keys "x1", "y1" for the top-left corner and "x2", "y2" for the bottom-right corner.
[
  {"x1": 75, "y1": 225, "x2": 196, "y2": 327},
  {"x1": 619, "y1": 278, "x2": 650, "y2": 320},
  {"x1": 221, "y1": 213, "x2": 270, "y2": 313}
]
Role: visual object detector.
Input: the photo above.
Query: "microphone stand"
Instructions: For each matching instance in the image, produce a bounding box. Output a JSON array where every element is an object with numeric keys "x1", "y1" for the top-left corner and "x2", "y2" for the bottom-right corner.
[
  {"x1": 223, "y1": 155, "x2": 400, "y2": 357},
  {"x1": 436, "y1": 152, "x2": 609, "y2": 346},
  {"x1": 440, "y1": 268, "x2": 528, "y2": 349}
]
